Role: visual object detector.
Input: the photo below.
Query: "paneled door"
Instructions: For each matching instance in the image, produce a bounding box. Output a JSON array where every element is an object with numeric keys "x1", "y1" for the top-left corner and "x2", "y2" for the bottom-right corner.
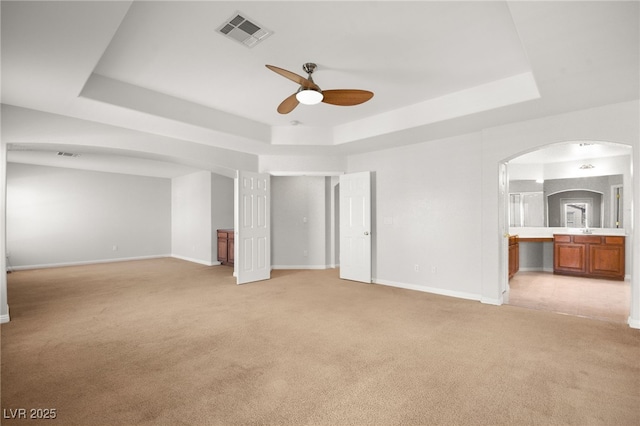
[
  {"x1": 339, "y1": 171, "x2": 371, "y2": 283},
  {"x1": 235, "y1": 171, "x2": 271, "y2": 284}
]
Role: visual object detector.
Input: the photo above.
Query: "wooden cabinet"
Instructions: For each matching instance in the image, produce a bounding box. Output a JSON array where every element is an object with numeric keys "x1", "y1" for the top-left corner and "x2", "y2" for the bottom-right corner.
[
  {"x1": 554, "y1": 234, "x2": 624, "y2": 280},
  {"x1": 217, "y1": 229, "x2": 234, "y2": 266},
  {"x1": 508, "y1": 235, "x2": 519, "y2": 279}
]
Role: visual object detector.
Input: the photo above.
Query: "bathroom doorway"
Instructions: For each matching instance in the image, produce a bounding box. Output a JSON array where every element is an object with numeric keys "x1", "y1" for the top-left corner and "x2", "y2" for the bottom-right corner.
[{"x1": 504, "y1": 141, "x2": 632, "y2": 323}]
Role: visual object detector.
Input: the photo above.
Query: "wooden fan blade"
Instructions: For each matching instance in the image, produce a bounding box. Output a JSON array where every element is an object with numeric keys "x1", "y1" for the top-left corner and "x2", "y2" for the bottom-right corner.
[
  {"x1": 266, "y1": 65, "x2": 320, "y2": 90},
  {"x1": 321, "y1": 89, "x2": 374, "y2": 106},
  {"x1": 277, "y1": 93, "x2": 299, "y2": 114}
]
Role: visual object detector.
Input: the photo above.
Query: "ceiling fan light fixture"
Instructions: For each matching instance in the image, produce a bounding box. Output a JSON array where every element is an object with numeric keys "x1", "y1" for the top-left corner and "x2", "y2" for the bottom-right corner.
[{"x1": 296, "y1": 88, "x2": 323, "y2": 105}]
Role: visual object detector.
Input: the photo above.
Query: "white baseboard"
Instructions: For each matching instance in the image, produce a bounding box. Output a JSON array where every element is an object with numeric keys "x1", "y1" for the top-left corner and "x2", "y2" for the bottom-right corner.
[
  {"x1": 271, "y1": 265, "x2": 330, "y2": 270},
  {"x1": 9, "y1": 255, "x2": 172, "y2": 271},
  {"x1": 373, "y1": 278, "x2": 482, "y2": 302},
  {"x1": 480, "y1": 296, "x2": 503, "y2": 306},
  {"x1": 628, "y1": 316, "x2": 640, "y2": 329},
  {"x1": 170, "y1": 254, "x2": 219, "y2": 266},
  {"x1": 0, "y1": 306, "x2": 9, "y2": 324}
]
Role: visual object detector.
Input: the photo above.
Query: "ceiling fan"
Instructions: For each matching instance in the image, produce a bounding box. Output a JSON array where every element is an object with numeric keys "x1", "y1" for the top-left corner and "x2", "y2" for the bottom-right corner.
[{"x1": 265, "y1": 63, "x2": 374, "y2": 114}]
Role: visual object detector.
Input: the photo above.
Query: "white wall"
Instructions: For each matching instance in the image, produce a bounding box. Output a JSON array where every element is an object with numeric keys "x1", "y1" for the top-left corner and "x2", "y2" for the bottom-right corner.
[
  {"x1": 1, "y1": 141, "x2": 9, "y2": 322},
  {"x1": 6, "y1": 163, "x2": 171, "y2": 269},
  {"x1": 271, "y1": 176, "x2": 329, "y2": 269},
  {"x1": 348, "y1": 133, "x2": 484, "y2": 300},
  {"x1": 171, "y1": 171, "x2": 212, "y2": 265},
  {"x1": 480, "y1": 100, "x2": 639, "y2": 325},
  {"x1": 344, "y1": 100, "x2": 639, "y2": 328},
  {"x1": 172, "y1": 171, "x2": 234, "y2": 266},
  {"x1": 211, "y1": 173, "x2": 234, "y2": 233}
]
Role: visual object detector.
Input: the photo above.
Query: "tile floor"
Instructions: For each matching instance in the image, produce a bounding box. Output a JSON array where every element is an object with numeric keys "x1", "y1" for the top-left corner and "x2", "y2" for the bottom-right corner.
[{"x1": 507, "y1": 271, "x2": 630, "y2": 324}]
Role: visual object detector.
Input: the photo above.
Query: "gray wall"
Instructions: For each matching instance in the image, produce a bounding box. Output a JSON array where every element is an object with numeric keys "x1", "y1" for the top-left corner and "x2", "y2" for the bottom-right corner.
[
  {"x1": 6, "y1": 163, "x2": 171, "y2": 268},
  {"x1": 211, "y1": 173, "x2": 234, "y2": 233},
  {"x1": 172, "y1": 171, "x2": 234, "y2": 265},
  {"x1": 519, "y1": 242, "x2": 554, "y2": 272},
  {"x1": 348, "y1": 133, "x2": 484, "y2": 300},
  {"x1": 271, "y1": 176, "x2": 330, "y2": 268}
]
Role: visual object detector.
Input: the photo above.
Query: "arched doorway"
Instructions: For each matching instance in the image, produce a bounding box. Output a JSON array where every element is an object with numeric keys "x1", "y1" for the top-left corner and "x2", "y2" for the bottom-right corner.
[{"x1": 503, "y1": 141, "x2": 632, "y2": 323}]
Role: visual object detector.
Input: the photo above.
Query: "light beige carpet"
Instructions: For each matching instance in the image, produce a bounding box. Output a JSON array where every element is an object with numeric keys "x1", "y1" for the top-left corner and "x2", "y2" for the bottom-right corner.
[{"x1": 2, "y1": 258, "x2": 639, "y2": 425}]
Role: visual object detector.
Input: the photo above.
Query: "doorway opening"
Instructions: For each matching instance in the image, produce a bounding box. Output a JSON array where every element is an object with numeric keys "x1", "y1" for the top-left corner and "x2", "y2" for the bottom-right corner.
[{"x1": 502, "y1": 141, "x2": 632, "y2": 324}]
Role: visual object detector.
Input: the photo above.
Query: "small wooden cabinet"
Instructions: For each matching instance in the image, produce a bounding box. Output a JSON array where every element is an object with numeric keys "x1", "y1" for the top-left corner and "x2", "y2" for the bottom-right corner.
[
  {"x1": 508, "y1": 235, "x2": 519, "y2": 279},
  {"x1": 554, "y1": 234, "x2": 624, "y2": 280},
  {"x1": 217, "y1": 229, "x2": 234, "y2": 266}
]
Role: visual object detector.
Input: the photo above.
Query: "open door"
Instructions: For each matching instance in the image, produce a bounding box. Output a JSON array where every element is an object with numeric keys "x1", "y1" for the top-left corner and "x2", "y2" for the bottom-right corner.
[
  {"x1": 235, "y1": 171, "x2": 271, "y2": 284},
  {"x1": 499, "y1": 162, "x2": 509, "y2": 298},
  {"x1": 339, "y1": 171, "x2": 372, "y2": 283}
]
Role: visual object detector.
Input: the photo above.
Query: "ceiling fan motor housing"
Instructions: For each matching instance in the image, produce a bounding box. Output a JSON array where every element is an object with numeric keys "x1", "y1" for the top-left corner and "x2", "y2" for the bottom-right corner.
[{"x1": 302, "y1": 63, "x2": 318, "y2": 75}]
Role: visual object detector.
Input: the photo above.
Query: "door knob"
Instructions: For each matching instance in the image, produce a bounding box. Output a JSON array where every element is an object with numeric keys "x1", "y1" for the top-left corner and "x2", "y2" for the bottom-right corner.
[{"x1": 364, "y1": 231, "x2": 370, "y2": 235}]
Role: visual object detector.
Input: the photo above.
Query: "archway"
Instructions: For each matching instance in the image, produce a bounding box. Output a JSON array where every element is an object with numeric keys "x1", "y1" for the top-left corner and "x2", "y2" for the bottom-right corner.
[{"x1": 502, "y1": 141, "x2": 632, "y2": 323}]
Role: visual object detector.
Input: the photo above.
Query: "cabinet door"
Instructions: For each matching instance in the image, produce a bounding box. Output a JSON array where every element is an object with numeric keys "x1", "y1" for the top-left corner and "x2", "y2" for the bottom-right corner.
[
  {"x1": 218, "y1": 235, "x2": 228, "y2": 263},
  {"x1": 589, "y1": 244, "x2": 624, "y2": 279},
  {"x1": 228, "y1": 236, "x2": 234, "y2": 264},
  {"x1": 508, "y1": 243, "x2": 517, "y2": 278},
  {"x1": 554, "y1": 243, "x2": 587, "y2": 273}
]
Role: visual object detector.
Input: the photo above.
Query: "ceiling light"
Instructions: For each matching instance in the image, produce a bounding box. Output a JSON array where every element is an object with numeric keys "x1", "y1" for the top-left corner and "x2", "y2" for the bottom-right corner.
[
  {"x1": 296, "y1": 89, "x2": 323, "y2": 105},
  {"x1": 579, "y1": 164, "x2": 595, "y2": 169},
  {"x1": 535, "y1": 179, "x2": 544, "y2": 183}
]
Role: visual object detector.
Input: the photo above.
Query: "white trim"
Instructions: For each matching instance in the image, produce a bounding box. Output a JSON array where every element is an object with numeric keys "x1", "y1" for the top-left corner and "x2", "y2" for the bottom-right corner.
[
  {"x1": 0, "y1": 306, "x2": 9, "y2": 324},
  {"x1": 481, "y1": 296, "x2": 503, "y2": 306},
  {"x1": 373, "y1": 278, "x2": 482, "y2": 302},
  {"x1": 268, "y1": 171, "x2": 344, "y2": 177},
  {"x1": 628, "y1": 316, "x2": 640, "y2": 329},
  {"x1": 170, "y1": 254, "x2": 218, "y2": 267},
  {"x1": 272, "y1": 265, "x2": 330, "y2": 270},
  {"x1": 9, "y1": 255, "x2": 172, "y2": 271}
]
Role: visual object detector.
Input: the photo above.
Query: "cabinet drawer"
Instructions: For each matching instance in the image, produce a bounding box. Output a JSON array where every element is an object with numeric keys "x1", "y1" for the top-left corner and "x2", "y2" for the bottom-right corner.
[
  {"x1": 573, "y1": 235, "x2": 602, "y2": 244},
  {"x1": 554, "y1": 235, "x2": 571, "y2": 243},
  {"x1": 604, "y1": 236, "x2": 624, "y2": 245}
]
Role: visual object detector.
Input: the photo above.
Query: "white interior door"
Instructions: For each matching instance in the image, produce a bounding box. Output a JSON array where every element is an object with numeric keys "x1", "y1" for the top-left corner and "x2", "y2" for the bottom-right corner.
[
  {"x1": 235, "y1": 171, "x2": 270, "y2": 284},
  {"x1": 500, "y1": 162, "x2": 509, "y2": 296},
  {"x1": 339, "y1": 171, "x2": 372, "y2": 283}
]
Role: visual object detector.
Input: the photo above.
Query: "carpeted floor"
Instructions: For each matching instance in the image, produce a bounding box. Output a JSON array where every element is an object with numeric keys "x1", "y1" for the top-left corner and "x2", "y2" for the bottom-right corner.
[{"x1": 2, "y1": 258, "x2": 639, "y2": 425}]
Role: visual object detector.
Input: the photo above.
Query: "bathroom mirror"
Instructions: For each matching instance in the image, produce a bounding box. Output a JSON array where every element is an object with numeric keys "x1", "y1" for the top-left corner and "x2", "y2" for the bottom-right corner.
[
  {"x1": 507, "y1": 141, "x2": 631, "y2": 229},
  {"x1": 509, "y1": 175, "x2": 622, "y2": 228}
]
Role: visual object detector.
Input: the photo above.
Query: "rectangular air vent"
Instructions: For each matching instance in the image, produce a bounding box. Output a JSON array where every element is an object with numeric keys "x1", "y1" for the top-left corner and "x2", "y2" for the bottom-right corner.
[
  {"x1": 57, "y1": 151, "x2": 80, "y2": 158},
  {"x1": 217, "y1": 12, "x2": 272, "y2": 48}
]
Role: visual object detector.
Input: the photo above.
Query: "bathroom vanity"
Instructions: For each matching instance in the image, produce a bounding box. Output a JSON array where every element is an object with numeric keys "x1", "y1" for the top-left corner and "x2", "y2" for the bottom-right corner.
[{"x1": 553, "y1": 233, "x2": 625, "y2": 280}]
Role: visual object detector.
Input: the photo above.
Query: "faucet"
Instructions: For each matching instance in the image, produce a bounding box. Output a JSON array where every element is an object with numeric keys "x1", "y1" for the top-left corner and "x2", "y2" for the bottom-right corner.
[{"x1": 582, "y1": 227, "x2": 592, "y2": 234}]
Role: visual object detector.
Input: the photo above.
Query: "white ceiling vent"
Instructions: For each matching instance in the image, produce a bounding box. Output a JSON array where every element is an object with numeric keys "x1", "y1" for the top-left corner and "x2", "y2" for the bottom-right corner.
[{"x1": 217, "y1": 12, "x2": 272, "y2": 48}]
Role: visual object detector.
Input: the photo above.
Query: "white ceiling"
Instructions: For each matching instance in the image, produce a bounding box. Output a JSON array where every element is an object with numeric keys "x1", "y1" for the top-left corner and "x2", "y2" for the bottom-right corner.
[
  {"x1": 1, "y1": 1, "x2": 638, "y2": 178},
  {"x1": 509, "y1": 142, "x2": 633, "y2": 164}
]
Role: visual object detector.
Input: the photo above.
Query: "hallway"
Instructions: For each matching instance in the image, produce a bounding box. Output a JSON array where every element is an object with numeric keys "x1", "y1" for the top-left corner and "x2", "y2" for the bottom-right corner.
[{"x1": 508, "y1": 271, "x2": 630, "y2": 324}]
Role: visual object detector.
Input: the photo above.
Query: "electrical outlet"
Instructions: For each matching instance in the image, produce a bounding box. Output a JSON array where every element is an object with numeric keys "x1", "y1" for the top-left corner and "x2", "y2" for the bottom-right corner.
[
  {"x1": 303, "y1": 250, "x2": 308, "y2": 257},
  {"x1": 112, "y1": 245, "x2": 118, "y2": 251},
  {"x1": 431, "y1": 266, "x2": 437, "y2": 274},
  {"x1": 414, "y1": 264, "x2": 419, "y2": 272}
]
